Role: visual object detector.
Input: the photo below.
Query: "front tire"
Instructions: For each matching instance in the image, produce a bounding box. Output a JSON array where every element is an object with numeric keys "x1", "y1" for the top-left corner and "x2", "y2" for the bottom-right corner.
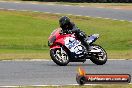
[
  {"x1": 50, "y1": 48, "x2": 69, "y2": 66},
  {"x1": 90, "y1": 44, "x2": 107, "y2": 65}
]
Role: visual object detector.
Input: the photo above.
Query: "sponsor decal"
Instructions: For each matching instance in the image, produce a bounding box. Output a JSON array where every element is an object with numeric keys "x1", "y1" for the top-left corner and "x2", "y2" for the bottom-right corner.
[{"x1": 76, "y1": 67, "x2": 131, "y2": 85}]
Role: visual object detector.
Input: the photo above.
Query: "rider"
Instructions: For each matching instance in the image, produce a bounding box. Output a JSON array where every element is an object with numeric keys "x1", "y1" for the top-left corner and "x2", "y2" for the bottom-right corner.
[{"x1": 59, "y1": 16, "x2": 89, "y2": 50}]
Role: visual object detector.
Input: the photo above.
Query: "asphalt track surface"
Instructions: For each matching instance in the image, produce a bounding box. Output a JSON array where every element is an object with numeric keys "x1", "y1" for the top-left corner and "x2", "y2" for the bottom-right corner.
[
  {"x1": 0, "y1": 1, "x2": 132, "y2": 86},
  {"x1": 0, "y1": 60, "x2": 132, "y2": 86},
  {"x1": 0, "y1": 1, "x2": 132, "y2": 21}
]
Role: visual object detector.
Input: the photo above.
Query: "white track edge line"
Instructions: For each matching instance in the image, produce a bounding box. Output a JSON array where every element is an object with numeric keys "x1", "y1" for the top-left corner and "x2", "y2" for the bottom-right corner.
[
  {"x1": 0, "y1": 83, "x2": 131, "y2": 87},
  {"x1": 1, "y1": 59, "x2": 132, "y2": 62}
]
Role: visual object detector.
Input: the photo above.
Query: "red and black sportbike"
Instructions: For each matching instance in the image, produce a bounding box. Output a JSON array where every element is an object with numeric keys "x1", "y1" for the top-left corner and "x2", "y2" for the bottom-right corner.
[{"x1": 48, "y1": 28, "x2": 107, "y2": 66}]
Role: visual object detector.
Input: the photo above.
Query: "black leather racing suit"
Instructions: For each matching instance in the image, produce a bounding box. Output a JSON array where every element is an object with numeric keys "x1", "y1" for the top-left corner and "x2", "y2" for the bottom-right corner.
[{"x1": 61, "y1": 22, "x2": 89, "y2": 50}]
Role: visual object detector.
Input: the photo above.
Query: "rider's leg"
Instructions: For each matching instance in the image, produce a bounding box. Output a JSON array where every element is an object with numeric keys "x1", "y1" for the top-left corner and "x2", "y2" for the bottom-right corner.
[
  {"x1": 77, "y1": 31, "x2": 89, "y2": 51},
  {"x1": 81, "y1": 39, "x2": 89, "y2": 51}
]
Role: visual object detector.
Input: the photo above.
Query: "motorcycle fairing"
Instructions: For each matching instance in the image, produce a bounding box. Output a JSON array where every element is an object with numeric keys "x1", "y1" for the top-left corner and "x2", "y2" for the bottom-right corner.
[
  {"x1": 50, "y1": 45, "x2": 61, "y2": 49},
  {"x1": 89, "y1": 45, "x2": 102, "y2": 53},
  {"x1": 86, "y1": 34, "x2": 99, "y2": 44},
  {"x1": 64, "y1": 36, "x2": 85, "y2": 58}
]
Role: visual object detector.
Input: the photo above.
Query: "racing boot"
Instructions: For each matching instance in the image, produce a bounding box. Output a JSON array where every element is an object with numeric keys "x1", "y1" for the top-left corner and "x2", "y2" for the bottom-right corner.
[
  {"x1": 84, "y1": 41, "x2": 89, "y2": 51},
  {"x1": 83, "y1": 37, "x2": 90, "y2": 52}
]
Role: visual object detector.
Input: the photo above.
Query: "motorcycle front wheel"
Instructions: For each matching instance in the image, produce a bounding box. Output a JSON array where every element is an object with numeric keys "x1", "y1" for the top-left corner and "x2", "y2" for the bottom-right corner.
[
  {"x1": 90, "y1": 44, "x2": 107, "y2": 65},
  {"x1": 50, "y1": 48, "x2": 69, "y2": 66}
]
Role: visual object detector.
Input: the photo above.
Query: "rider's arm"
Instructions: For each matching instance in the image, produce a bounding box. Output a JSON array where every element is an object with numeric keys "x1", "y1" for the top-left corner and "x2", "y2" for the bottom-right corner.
[
  {"x1": 70, "y1": 23, "x2": 87, "y2": 38},
  {"x1": 70, "y1": 23, "x2": 81, "y2": 34}
]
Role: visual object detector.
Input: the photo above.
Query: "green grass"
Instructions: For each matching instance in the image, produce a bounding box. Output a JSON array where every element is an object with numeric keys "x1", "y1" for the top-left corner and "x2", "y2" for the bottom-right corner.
[{"x1": 0, "y1": 10, "x2": 132, "y2": 60}]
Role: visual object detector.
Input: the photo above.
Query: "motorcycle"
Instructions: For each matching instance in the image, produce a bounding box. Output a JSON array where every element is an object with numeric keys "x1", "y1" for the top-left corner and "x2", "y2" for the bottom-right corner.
[{"x1": 48, "y1": 28, "x2": 107, "y2": 66}]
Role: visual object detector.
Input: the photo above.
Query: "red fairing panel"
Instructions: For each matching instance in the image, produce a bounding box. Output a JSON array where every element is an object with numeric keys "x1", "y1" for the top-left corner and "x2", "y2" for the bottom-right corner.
[{"x1": 50, "y1": 45, "x2": 61, "y2": 49}]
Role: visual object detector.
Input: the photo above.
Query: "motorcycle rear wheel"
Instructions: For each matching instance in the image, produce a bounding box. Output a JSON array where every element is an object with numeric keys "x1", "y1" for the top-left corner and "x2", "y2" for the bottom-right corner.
[{"x1": 50, "y1": 48, "x2": 69, "y2": 66}]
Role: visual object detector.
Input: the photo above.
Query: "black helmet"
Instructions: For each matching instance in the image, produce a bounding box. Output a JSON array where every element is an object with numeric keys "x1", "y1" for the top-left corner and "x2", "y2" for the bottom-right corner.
[{"x1": 59, "y1": 16, "x2": 70, "y2": 28}]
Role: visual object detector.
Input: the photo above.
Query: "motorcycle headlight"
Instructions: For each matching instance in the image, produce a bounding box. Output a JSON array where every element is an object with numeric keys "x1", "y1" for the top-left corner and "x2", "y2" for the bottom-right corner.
[
  {"x1": 48, "y1": 41, "x2": 53, "y2": 46},
  {"x1": 48, "y1": 36, "x2": 56, "y2": 46}
]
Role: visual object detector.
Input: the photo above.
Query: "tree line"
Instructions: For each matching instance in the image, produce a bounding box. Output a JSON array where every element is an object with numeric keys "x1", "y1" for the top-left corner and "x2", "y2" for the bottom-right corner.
[{"x1": 22, "y1": 0, "x2": 132, "y2": 2}]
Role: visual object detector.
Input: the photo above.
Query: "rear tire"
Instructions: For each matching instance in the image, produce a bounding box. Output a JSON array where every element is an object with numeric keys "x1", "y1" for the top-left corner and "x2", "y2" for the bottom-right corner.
[
  {"x1": 90, "y1": 44, "x2": 107, "y2": 65},
  {"x1": 50, "y1": 48, "x2": 69, "y2": 66}
]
